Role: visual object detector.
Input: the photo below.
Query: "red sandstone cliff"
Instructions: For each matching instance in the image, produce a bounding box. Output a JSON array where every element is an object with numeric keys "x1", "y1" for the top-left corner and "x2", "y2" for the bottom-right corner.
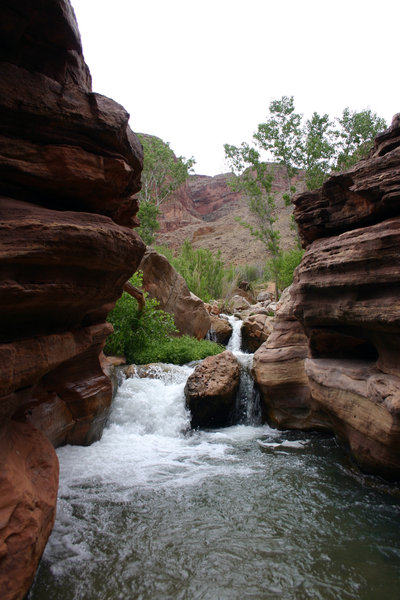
[
  {"x1": 156, "y1": 168, "x2": 304, "y2": 265},
  {"x1": 0, "y1": 2, "x2": 145, "y2": 598},
  {"x1": 253, "y1": 115, "x2": 400, "y2": 480}
]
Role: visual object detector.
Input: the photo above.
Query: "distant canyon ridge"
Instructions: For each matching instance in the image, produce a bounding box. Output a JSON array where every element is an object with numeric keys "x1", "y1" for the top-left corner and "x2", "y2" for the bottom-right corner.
[{"x1": 155, "y1": 166, "x2": 304, "y2": 265}]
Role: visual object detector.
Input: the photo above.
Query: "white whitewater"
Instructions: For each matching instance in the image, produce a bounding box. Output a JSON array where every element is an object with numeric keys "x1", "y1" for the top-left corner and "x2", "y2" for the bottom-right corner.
[
  {"x1": 36, "y1": 361, "x2": 272, "y2": 586},
  {"x1": 224, "y1": 313, "x2": 261, "y2": 425},
  {"x1": 53, "y1": 363, "x2": 266, "y2": 493},
  {"x1": 29, "y1": 322, "x2": 400, "y2": 600}
]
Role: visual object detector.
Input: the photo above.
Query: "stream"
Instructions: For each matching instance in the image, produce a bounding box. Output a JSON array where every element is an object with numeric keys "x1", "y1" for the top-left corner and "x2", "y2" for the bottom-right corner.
[{"x1": 29, "y1": 317, "x2": 400, "y2": 599}]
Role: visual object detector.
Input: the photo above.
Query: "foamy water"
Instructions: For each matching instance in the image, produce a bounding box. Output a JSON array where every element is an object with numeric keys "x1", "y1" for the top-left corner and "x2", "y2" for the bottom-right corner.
[{"x1": 29, "y1": 339, "x2": 400, "y2": 600}]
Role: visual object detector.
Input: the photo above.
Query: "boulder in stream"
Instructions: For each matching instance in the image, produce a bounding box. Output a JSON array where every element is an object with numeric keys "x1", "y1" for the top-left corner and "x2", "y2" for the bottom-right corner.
[
  {"x1": 184, "y1": 351, "x2": 240, "y2": 428},
  {"x1": 241, "y1": 314, "x2": 274, "y2": 353},
  {"x1": 208, "y1": 315, "x2": 233, "y2": 345}
]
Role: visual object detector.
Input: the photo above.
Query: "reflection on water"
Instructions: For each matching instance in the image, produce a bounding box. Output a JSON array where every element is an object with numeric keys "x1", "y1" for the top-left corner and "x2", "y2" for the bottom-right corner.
[{"x1": 29, "y1": 363, "x2": 400, "y2": 600}]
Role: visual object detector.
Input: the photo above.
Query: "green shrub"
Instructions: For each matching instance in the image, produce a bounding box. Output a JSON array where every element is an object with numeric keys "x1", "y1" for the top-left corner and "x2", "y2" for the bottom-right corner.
[
  {"x1": 264, "y1": 248, "x2": 304, "y2": 294},
  {"x1": 131, "y1": 335, "x2": 224, "y2": 366},
  {"x1": 237, "y1": 263, "x2": 264, "y2": 283},
  {"x1": 104, "y1": 272, "x2": 224, "y2": 365},
  {"x1": 154, "y1": 240, "x2": 224, "y2": 302},
  {"x1": 174, "y1": 239, "x2": 224, "y2": 302},
  {"x1": 152, "y1": 244, "x2": 175, "y2": 263}
]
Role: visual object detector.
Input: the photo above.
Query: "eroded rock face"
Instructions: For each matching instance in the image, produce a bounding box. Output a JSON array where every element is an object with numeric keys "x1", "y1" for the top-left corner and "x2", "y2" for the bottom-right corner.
[
  {"x1": 0, "y1": 1, "x2": 145, "y2": 596},
  {"x1": 252, "y1": 286, "x2": 329, "y2": 430},
  {"x1": 0, "y1": 4, "x2": 145, "y2": 444},
  {"x1": 305, "y1": 359, "x2": 400, "y2": 478},
  {"x1": 241, "y1": 314, "x2": 274, "y2": 353},
  {"x1": 0, "y1": 422, "x2": 59, "y2": 600},
  {"x1": 209, "y1": 315, "x2": 232, "y2": 346},
  {"x1": 184, "y1": 351, "x2": 240, "y2": 428},
  {"x1": 156, "y1": 168, "x2": 304, "y2": 266},
  {"x1": 294, "y1": 117, "x2": 400, "y2": 247},
  {"x1": 139, "y1": 249, "x2": 210, "y2": 339},
  {"x1": 229, "y1": 295, "x2": 251, "y2": 313},
  {"x1": 289, "y1": 115, "x2": 400, "y2": 478}
]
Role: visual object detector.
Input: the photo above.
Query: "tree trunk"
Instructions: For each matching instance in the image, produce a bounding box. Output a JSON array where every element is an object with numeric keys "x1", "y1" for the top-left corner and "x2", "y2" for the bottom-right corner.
[{"x1": 123, "y1": 281, "x2": 145, "y2": 312}]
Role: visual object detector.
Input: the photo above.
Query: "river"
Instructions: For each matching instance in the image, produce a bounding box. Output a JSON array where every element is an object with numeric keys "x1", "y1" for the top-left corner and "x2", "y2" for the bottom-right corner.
[{"x1": 29, "y1": 318, "x2": 400, "y2": 599}]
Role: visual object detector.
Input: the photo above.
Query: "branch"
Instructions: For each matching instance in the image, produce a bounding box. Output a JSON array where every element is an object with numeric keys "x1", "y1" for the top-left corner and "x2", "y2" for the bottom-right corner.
[{"x1": 123, "y1": 281, "x2": 145, "y2": 312}]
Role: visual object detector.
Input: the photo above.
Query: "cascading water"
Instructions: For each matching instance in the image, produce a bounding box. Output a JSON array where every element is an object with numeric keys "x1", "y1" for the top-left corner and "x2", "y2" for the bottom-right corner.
[
  {"x1": 224, "y1": 313, "x2": 261, "y2": 425},
  {"x1": 29, "y1": 336, "x2": 400, "y2": 599},
  {"x1": 225, "y1": 313, "x2": 242, "y2": 353}
]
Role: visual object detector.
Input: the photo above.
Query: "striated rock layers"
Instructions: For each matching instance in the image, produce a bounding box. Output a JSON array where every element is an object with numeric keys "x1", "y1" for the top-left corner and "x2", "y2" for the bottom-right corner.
[
  {"x1": 0, "y1": 1, "x2": 145, "y2": 598},
  {"x1": 0, "y1": 422, "x2": 59, "y2": 600},
  {"x1": 255, "y1": 116, "x2": 400, "y2": 479},
  {"x1": 156, "y1": 168, "x2": 303, "y2": 266},
  {"x1": 253, "y1": 286, "x2": 330, "y2": 430}
]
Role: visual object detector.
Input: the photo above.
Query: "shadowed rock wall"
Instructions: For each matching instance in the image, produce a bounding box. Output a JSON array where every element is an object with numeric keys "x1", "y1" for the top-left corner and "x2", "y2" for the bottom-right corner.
[
  {"x1": 0, "y1": 1, "x2": 145, "y2": 597},
  {"x1": 254, "y1": 116, "x2": 400, "y2": 480}
]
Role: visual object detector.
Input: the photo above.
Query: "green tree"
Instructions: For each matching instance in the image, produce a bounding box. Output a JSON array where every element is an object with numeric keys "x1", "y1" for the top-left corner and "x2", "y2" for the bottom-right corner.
[
  {"x1": 224, "y1": 142, "x2": 281, "y2": 298},
  {"x1": 334, "y1": 108, "x2": 387, "y2": 171},
  {"x1": 254, "y1": 96, "x2": 303, "y2": 205},
  {"x1": 264, "y1": 248, "x2": 304, "y2": 291},
  {"x1": 137, "y1": 134, "x2": 195, "y2": 244},
  {"x1": 224, "y1": 98, "x2": 387, "y2": 297},
  {"x1": 302, "y1": 112, "x2": 335, "y2": 190}
]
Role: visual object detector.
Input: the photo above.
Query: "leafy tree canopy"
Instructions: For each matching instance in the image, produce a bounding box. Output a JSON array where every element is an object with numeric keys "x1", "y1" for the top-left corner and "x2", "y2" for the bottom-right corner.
[
  {"x1": 224, "y1": 141, "x2": 281, "y2": 298},
  {"x1": 137, "y1": 134, "x2": 195, "y2": 244},
  {"x1": 228, "y1": 96, "x2": 387, "y2": 193},
  {"x1": 224, "y1": 96, "x2": 387, "y2": 297},
  {"x1": 255, "y1": 95, "x2": 303, "y2": 202},
  {"x1": 334, "y1": 108, "x2": 387, "y2": 171}
]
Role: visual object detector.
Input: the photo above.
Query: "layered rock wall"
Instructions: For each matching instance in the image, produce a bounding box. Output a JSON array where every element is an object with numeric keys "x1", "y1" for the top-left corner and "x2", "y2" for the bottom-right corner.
[
  {"x1": 0, "y1": 1, "x2": 145, "y2": 597},
  {"x1": 253, "y1": 287, "x2": 329, "y2": 430},
  {"x1": 156, "y1": 167, "x2": 303, "y2": 265},
  {"x1": 255, "y1": 116, "x2": 400, "y2": 479}
]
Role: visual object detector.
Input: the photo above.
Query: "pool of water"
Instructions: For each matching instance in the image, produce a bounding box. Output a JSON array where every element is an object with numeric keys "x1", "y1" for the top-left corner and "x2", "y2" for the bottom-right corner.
[{"x1": 29, "y1": 363, "x2": 400, "y2": 600}]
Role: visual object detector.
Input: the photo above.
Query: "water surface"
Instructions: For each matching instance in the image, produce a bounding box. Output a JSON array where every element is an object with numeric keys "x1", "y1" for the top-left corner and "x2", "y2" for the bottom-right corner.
[{"x1": 29, "y1": 361, "x2": 400, "y2": 600}]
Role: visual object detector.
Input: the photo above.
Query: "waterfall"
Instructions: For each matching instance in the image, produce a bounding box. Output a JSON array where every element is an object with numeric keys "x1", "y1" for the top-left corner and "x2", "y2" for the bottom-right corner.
[
  {"x1": 29, "y1": 331, "x2": 400, "y2": 600},
  {"x1": 222, "y1": 314, "x2": 261, "y2": 425},
  {"x1": 206, "y1": 327, "x2": 217, "y2": 343},
  {"x1": 225, "y1": 313, "x2": 242, "y2": 353}
]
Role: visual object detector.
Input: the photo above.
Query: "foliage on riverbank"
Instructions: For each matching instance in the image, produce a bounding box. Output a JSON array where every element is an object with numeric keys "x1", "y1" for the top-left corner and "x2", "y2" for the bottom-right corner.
[
  {"x1": 104, "y1": 272, "x2": 223, "y2": 365},
  {"x1": 153, "y1": 240, "x2": 224, "y2": 302},
  {"x1": 155, "y1": 241, "x2": 303, "y2": 301},
  {"x1": 264, "y1": 248, "x2": 304, "y2": 291}
]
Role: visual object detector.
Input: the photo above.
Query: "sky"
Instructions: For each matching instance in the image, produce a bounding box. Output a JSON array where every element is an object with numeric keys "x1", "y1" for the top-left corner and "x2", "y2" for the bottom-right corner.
[{"x1": 71, "y1": 0, "x2": 398, "y2": 176}]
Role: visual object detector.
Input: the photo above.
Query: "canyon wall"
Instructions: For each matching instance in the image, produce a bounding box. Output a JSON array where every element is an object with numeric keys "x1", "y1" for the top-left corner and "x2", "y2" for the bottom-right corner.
[
  {"x1": 156, "y1": 168, "x2": 304, "y2": 265},
  {"x1": 0, "y1": 1, "x2": 145, "y2": 598},
  {"x1": 254, "y1": 116, "x2": 400, "y2": 480}
]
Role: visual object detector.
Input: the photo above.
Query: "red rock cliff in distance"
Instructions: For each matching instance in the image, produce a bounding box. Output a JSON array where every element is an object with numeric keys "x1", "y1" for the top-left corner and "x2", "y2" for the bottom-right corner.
[
  {"x1": 0, "y1": 1, "x2": 145, "y2": 598},
  {"x1": 157, "y1": 169, "x2": 304, "y2": 265}
]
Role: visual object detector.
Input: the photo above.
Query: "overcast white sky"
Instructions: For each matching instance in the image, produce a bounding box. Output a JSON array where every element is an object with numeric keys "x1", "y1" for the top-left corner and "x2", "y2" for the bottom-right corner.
[{"x1": 71, "y1": 0, "x2": 398, "y2": 176}]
